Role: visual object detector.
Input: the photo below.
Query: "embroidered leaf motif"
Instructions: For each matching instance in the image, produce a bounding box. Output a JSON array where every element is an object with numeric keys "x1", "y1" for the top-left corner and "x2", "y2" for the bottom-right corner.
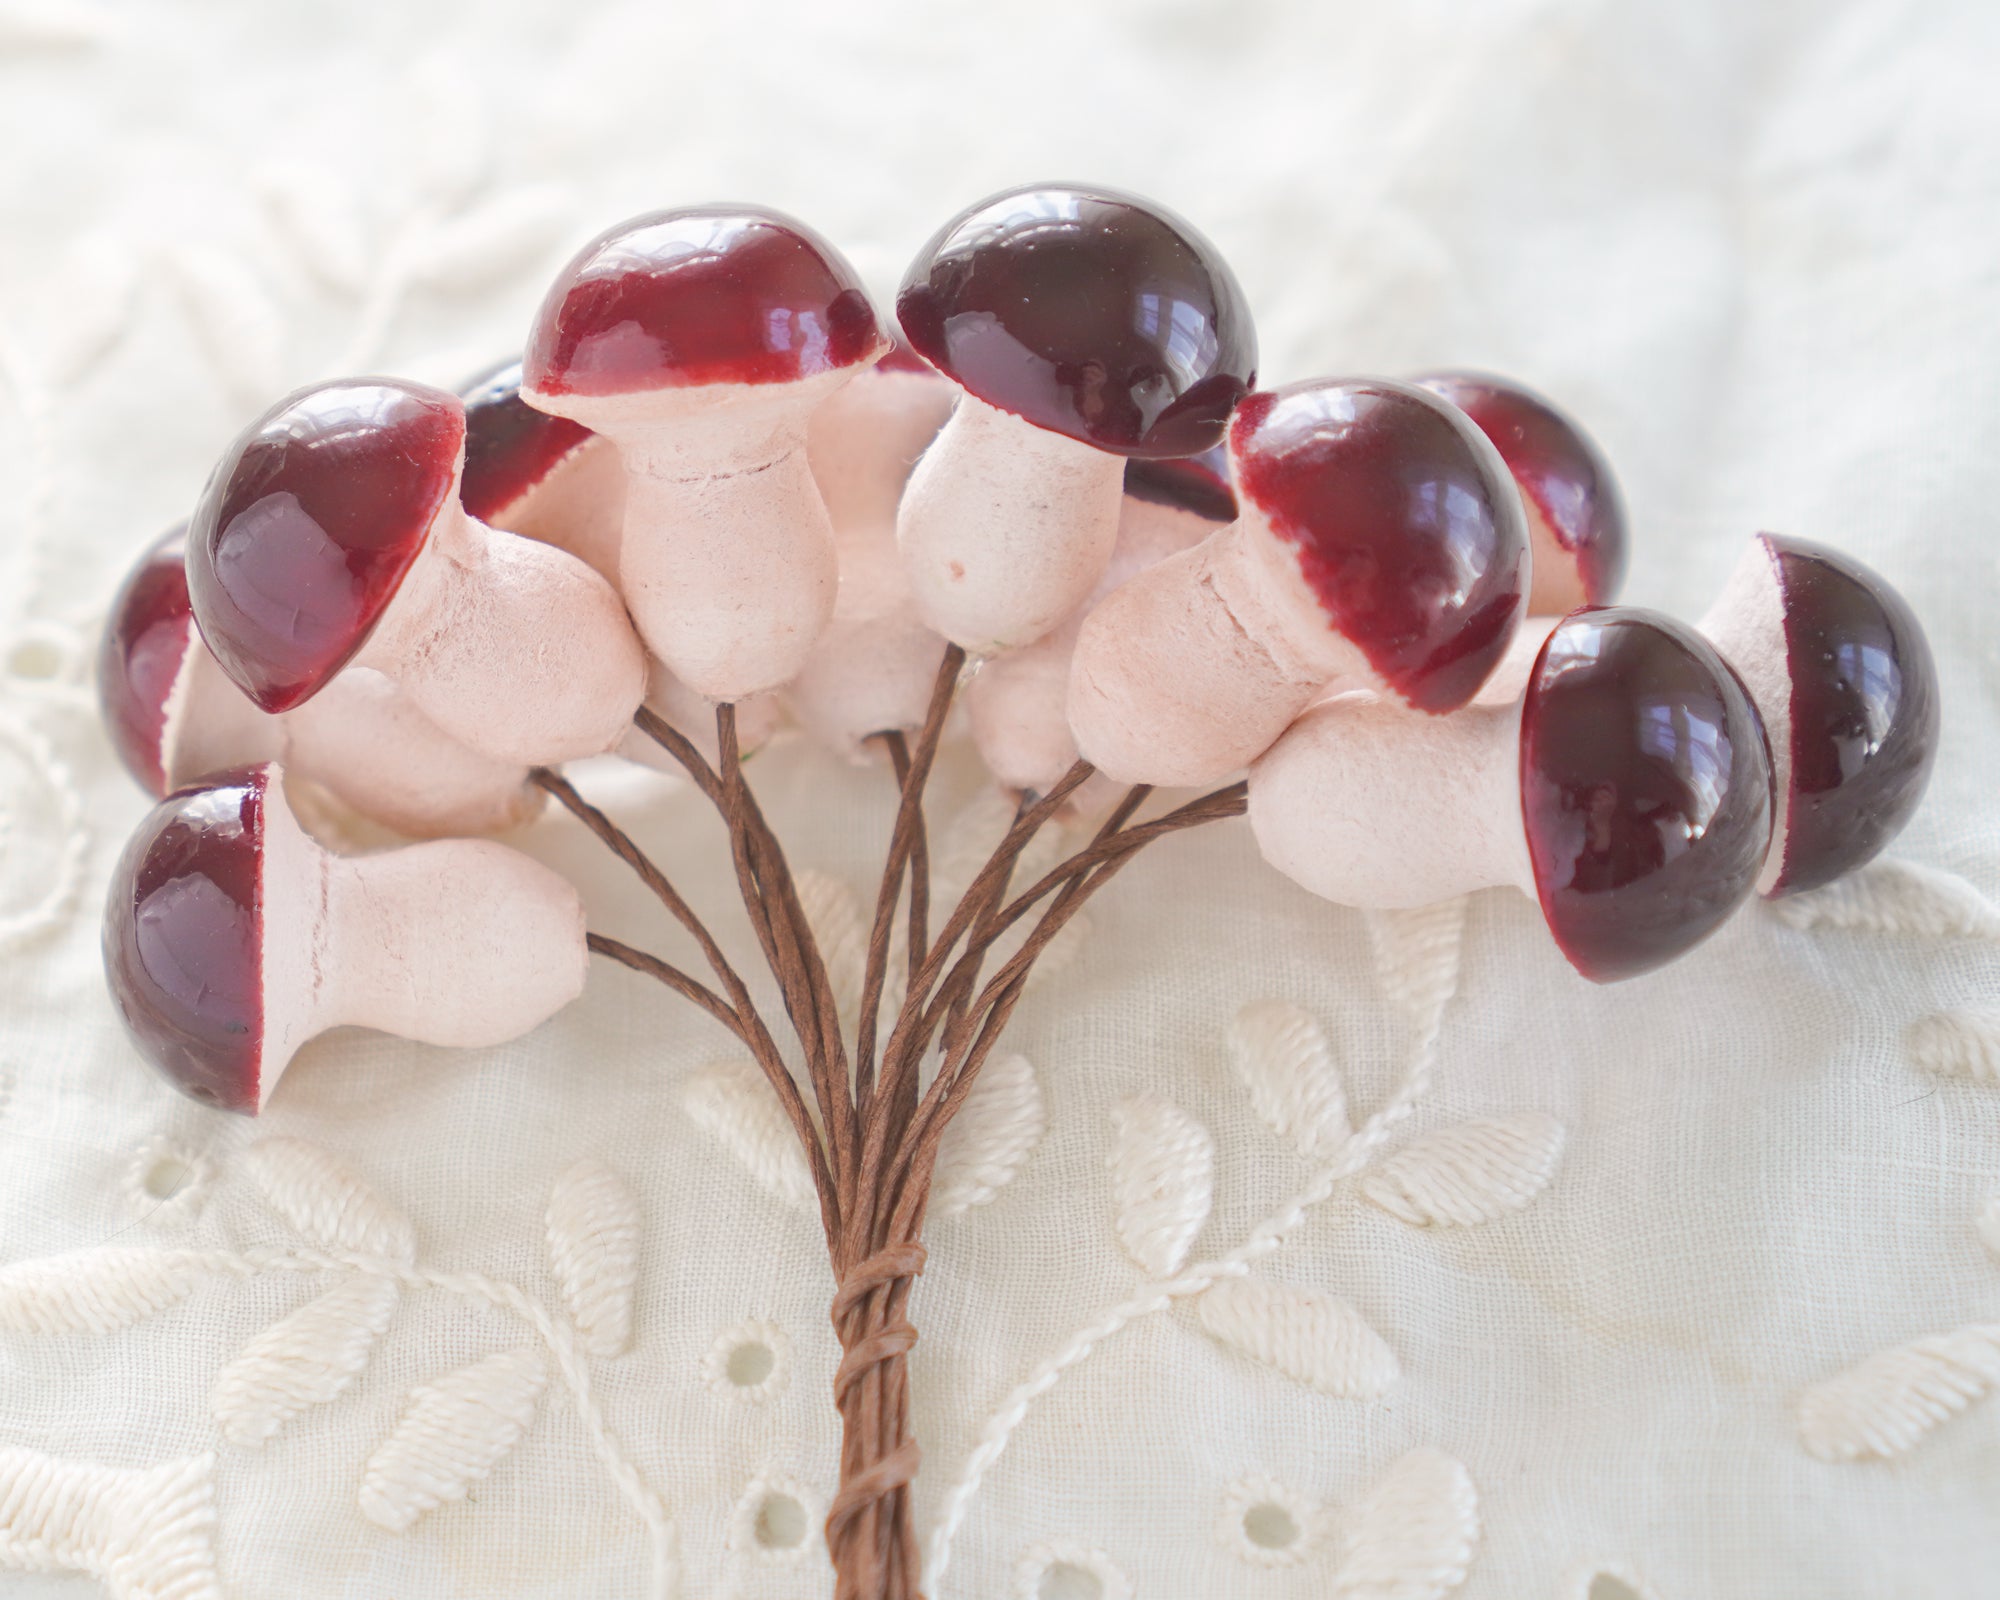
[
  {"x1": 212, "y1": 1275, "x2": 400, "y2": 1448},
  {"x1": 1110, "y1": 1097, "x2": 1214, "y2": 1277},
  {"x1": 1907, "y1": 1010, "x2": 2000, "y2": 1085},
  {"x1": 933, "y1": 1053, "x2": 1045, "y2": 1216},
  {"x1": 794, "y1": 868, "x2": 868, "y2": 1021},
  {"x1": 246, "y1": 1138, "x2": 416, "y2": 1262},
  {"x1": 1771, "y1": 858, "x2": 2000, "y2": 939},
  {"x1": 360, "y1": 1346, "x2": 547, "y2": 1531},
  {"x1": 681, "y1": 1059, "x2": 815, "y2": 1213},
  {"x1": 1362, "y1": 1113, "x2": 1566, "y2": 1228},
  {"x1": 546, "y1": 1160, "x2": 640, "y2": 1359},
  {"x1": 1365, "y1": 898, "x2": 1468, "y2": 1024},
  {"x1": 0, "y1": 1248, "x2": 208, "y2": 1334},
  {"x1": 1335, "y1": 1448, "x2": 1479, "y2": 1599},
  {"x1": 1196, "y1": 1274, "x2": 1399, "y2": 1398},
  {"x1": 1228, "y1": 1000, "x2": 1348, "y2": 1157},
  {"x1": 169, "y1": 243, "x2": 286, "y2": 407},
  {"x1": 0, "y1": 1447, "x2": 222, "y2": 1600},
  {"x1": 1797, "y1": 1324, "x2": 2000, "y2": 1461},
  {"x1": 409, "y1": 188, "x2": 570, "y2": 293}
]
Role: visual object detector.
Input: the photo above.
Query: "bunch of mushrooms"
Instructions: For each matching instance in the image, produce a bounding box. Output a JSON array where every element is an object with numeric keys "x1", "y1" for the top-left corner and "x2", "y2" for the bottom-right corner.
[{"x1": 98, "y1": 184, "x2": 1938, "y2": 1100}]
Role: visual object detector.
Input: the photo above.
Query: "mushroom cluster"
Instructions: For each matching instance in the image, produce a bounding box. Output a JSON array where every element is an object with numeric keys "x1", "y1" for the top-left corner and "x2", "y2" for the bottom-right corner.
[{"x1": 97, "y1": 185, "x2": 1940, "y2": 1115}]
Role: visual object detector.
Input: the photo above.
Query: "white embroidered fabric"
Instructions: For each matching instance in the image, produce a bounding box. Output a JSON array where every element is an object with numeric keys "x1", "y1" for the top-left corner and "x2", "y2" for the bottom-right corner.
[{"x1": 2, "y1": 2, "x2": 1997, "y2": 1597}]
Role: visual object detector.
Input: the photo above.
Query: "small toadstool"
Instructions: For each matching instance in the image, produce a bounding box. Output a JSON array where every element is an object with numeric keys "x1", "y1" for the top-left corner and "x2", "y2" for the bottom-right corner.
[
  {"x1": 1701, "y1": 532, "x2": 1938, "y2": 895},
  {"x1": 1248, "y1": 607, "x2": 1773, "y2": 982},
  {"x1": 103, "y1": 763, "x2": 587, "y2": 1113},
  {"x1": 1414, "y1": 371, "x2": 1628, "y2": 614},
  {"x1": 896, "y1": 182, "x2": 1256, "y2": 654},
  {"x1": 186, "y1": 379, "x2": 646, "y2": 767},
  {"x1": 522, "y1": 205, "x2": 888, "y2": 701},
  {"x1": 1068, "y1": 377, "x2": 1528, "y2": 787}
]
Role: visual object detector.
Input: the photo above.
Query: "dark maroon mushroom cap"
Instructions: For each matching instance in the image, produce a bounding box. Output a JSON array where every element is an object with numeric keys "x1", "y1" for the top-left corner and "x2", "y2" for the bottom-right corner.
[
  {"x1": 524, "y1": 205, "x2": 887, "y2": 398},
  {"x1": 187, "y1": 379, "x2": 463, "y2": 714},
  {"x1": 458, "y1": 358, "x2": 596, "y2": 524},
  {"x1": 1230, "y1": 379, "x2": 1528, "y2": 713},
  {"x1": 1122, "y1": 443, "x2": 1237, "y2": 524},
  {"x1": 896, "y1": 183, "x2": 1257, "y2": 458},
  {"x1": 1762, "y1": 534, "x2": 1939, "y2": 895},
  {"x1": 98, "y1": 526, "x2": 196, "y2": 798},
  {"x1": 1521, "y1": 608, "x2": 1773, "y2": 982},
  {"x1": 103, "y1": 766, "x2": 269, "y2": 1112},
  {"x1": 1413, "y1": 372, "x2": 1629, "y2": 607}
]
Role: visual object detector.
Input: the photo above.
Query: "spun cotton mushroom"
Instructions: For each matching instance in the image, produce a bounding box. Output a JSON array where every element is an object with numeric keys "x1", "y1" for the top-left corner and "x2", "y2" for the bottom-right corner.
[
  {"x1": 1414, "y1": 372, "x2": 1628, "y2": 614},
  {"x1": 460, "y1": 358, "x2": 626, "y2": 581},
  {"x1": 186, "y1": 379, "x2": 646, "y2": 768},
  {"x1": 896, "y1": 182, "x2": 1256, "y2": 654},
  {"x1": 1068, "y1": 377, "x2": 1528, "y2": 787},
  {"x1": 786, "y1": 345, "x2": 954, "y2": 759},
  {"x1": 1248, "y1": 607, "x2": 1773, "y2": 982},
  {"x1": 100, "y1": 529, "x2": 541, "y2": 838},
  {"x1": 967, "y1": 449, "x2": 1235, "y2": 797},
  {"x1": 522, "y1": 205, "x2": 888, "y2": 701},
  {"x1": 1701, "y1": 532, "x2": 1938, "y2": 895},
  {"x1": 103, "y1": 764, "x2": 587, "y2": 1113}
]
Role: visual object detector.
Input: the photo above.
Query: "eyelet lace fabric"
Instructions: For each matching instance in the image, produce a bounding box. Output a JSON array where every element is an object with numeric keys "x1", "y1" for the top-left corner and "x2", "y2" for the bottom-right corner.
[{"x1": 2, "y1": 2, "x2": 1998, "y2": 1596}]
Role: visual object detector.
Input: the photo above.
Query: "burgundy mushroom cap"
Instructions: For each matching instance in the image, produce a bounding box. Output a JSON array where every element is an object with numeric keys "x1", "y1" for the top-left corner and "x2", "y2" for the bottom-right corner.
[
  {"x1": 1414, "y1": 372, "x2": 1629, "y2": 612},
  {"x1": 103, "y1": 766, "x2": 273, "y2": 1112},
  {"x1": 1521, "y1": 607, "x2": 1773, "y2": 982},
  {"x1": 458, "y1": 358, "x2": 596, "y2": 524},
  {"x1": 187, "y1": 379, "x2": 464, "y2": 714},
  {"x1": 1725, "y1": 533, "x2": 1939, "y2": 896},
  {"x1": 897, "y1": 182, "x2": 1257, "y2": 458},
  {"x1": 98, "y1": 526, "x2": 196, "y2": 798},
  {"x1": 523, "y1": 205, "x2": 888, "y2": 398},
  {"x1": 1230, "y1": 378, "x2": 1529, "y2": 713},
  {"x1": 1122, "y1": 443, "x2": 1237, "y2": 524}
]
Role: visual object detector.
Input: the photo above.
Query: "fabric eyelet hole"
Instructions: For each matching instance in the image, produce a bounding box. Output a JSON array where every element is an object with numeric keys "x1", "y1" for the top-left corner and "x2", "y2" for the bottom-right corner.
[
  {"x1": 141, "y1": 1153, "x2": 194, "y2": 1200},
  {"x1": 1241, "y1": 1501, "x2": 1299, "y2": 1552},
  {"x1": 1587, "y1": 1575, "x2": 1646, "y2": 1600},
  {"x1": 1038, "y1": 1562, "x2": 1103, "y2": 1600},
  {"x1": 6, "y1": 640, "x2": 60, "y2": 681},
  {"x1": 123, "y1": 1137, "x2": 211, "y2": 1223},
  {"x1": 752, "y1": 1492, "x2": 806, "y2": 1552},
  {"x1": 703, "y1": 1319, "x2": 792, "y2": 1403},
  {"x1": 726, "y1": 1339, "x2": 775, "y2": 1387}
]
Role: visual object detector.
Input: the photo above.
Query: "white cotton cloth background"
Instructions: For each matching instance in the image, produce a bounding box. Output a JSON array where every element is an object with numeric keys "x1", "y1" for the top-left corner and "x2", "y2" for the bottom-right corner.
[{"x1": 2, "y1": 1, "x2": 1998, "y2": 1597}]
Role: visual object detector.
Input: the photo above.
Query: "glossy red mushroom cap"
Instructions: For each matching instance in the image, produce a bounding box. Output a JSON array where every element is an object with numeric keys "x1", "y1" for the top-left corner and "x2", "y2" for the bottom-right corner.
[
  {"x1": 896, "y1": 183, "x2": 1256, "y2": 458},
  {"x1": 459, "y1": 359, "x2": 595, "y2": 523},
  {"x1": 1122, "y1": 443, "x2": 1237, "y2": 524},
  {"x1": 1414, "y1": 372, "x2": 1628, "y2": 610},
  {"x1": 103, "y1": 766, "x2": 270, "y2": 1112},
  {"x1": 98, "y1": 526, "x2": 196, "y2": 797},
  {"x1": 1231, "y1": 378, "x2": 1528, "y2": 713},
  {"x1": 524, "y1": 205, "x2": 887, "y2": 398},
  {"x1": 1761, "y1": 534, "x2": 1938, "y2": 894},
  {"x1": 1521, "y1": 608, "x2": 1772, "y2": 982},
  {"x1": 187, "y1": 379, "x2": 463, "y2": 714}
]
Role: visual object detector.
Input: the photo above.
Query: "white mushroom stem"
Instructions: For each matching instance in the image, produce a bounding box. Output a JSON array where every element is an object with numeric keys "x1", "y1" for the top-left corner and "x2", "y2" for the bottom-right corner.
[
  {"x1": 357, "y1": 499, "x2": 646, "y2": 766},
  {"x1": 616, "y1": 657, "x2": 786, "y2": 772},
  {"x1": 486, "y1": 436, "x2": 628, "y2": 583},
  {"x1": 530, "y1": 370, "x2": 851, "y2": 701},
  {"x1": 259, "y1": 772, "x2": 587, "y2": 1109},
  {"x1": 1067, "y1": 512, "x2": 1372, "y2": 787},
  {"x1": 1247, "y1": 691, "x2": 1533, "y2": 910},
  {"x1": 164, "y1": 646, "x2": 538, "y2": 839},
  {"x1": 1698, "y1": 541, "x2": 1792, "y2": 893},
  {"x1": 968, "y1": 494, "x2": 1218, "y2": 795},
  {"x1": 787, "y1": 371, "x2": 954, "y2": 759},
  {"x1": 897, "y1": 393, "x2": 1125, "y2": 654}
]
